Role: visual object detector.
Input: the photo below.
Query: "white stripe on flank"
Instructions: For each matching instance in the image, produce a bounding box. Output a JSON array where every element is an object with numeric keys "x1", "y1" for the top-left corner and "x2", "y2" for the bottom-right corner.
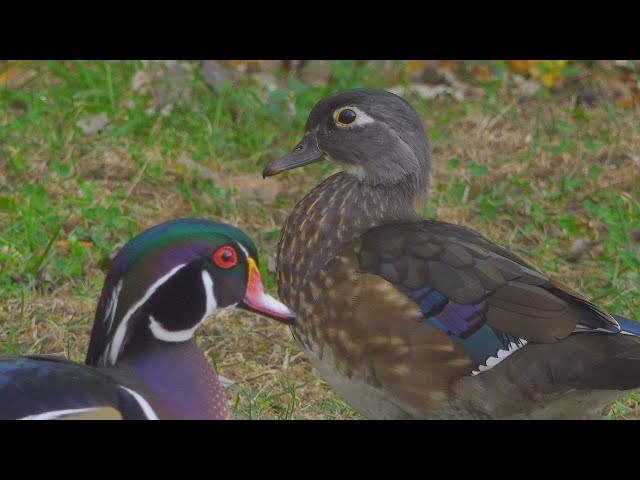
[
  {"x1": 107, "y1": 263, "x2": 187, "y2": 365},
  {"x1": 148, "y1": 270, "x2": 218, "y2": 342},
  {"x1": 119, "y1": 386, "x2": 159, "y2": 420},
  {"x1": 470, "y1": 340, "x2": 528, "y2": 376},
  {"x1": 20, "y1": 407, "x2": 99, "y2": 420}
]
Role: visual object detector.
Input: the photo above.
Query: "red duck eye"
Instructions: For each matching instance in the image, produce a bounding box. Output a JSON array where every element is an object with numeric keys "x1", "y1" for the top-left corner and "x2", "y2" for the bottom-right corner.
[{"x1": 213, "y1": 246, "x2": 238, "y2": 269}]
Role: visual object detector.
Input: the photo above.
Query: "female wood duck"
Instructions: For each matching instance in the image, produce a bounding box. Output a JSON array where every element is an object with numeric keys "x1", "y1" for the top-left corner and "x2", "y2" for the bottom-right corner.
[
  {"x1": 0, "y1": 218, "x2": 294, "y2": 419},
  {"x1": 263, "y1": 88, "x2": 640, "y2": 419}
]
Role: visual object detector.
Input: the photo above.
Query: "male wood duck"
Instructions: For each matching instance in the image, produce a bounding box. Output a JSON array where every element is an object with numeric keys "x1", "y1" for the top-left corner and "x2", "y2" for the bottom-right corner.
[
  {"x1": 0, "y1": 218, "x2": 294, "y2": 419},
  {"x1": 263, "y1": 88, "x2": 640, "y2": 419}
]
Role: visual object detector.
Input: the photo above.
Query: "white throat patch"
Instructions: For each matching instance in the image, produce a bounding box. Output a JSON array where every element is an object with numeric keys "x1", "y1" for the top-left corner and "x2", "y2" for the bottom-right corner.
[
  {"x1": 342, "y1": 164, "x2": 367, "y2": 179},
  {"x1": 148, "y1": 270, "x2": 217, "y2": 343}
]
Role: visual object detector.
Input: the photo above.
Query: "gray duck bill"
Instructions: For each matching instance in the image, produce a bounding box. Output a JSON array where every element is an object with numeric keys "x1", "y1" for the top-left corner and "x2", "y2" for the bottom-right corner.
[{"x1": 262, "y1": 135, "x2": 323, "y2": 178}]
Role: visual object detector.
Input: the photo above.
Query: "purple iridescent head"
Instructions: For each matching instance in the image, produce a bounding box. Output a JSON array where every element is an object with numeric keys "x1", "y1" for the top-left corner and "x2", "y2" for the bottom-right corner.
[{"x1": 85, "y1": 218, "x2": 294, "y2": 367}]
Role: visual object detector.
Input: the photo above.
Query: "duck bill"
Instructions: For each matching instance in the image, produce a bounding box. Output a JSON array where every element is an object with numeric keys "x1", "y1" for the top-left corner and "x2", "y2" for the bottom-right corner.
[
  {"x1": 262, "y1": 134, "x2": 323, "y2": 178},
  {"x1": 240, "y1": 258, "x2": 296, "y2": 325}
]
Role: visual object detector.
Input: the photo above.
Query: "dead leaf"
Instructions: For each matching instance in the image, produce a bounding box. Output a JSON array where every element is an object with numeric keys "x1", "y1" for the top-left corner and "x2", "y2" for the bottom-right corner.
[
  {"x1": 299, "y1": 60, "x2": 331, "y2": 86},
  {"x1": 201, "y1": 60, "x2": 234, "y2": 89},
  {"x1": 0, "y1": 61, "x2": 36, "y2": 88},
  {"x1": 566, "y1": 238, "x2": 595, "y2": 262},
  {"x1": 35, "y1": 265, "x2": 55, "y2": 293},
  {"x1": 625, "y1": 152, "x2": 640, "y2": 167},
  {"x1": 403, "y1": 60, "x2": 428, "y2": 82},
  {"x1": 507, "y1": 60, "x2": 542, "y2": 75},
  {"x1": 512, "y1": 74, "x2": 542, "y2": 99},
  {"x1": 177, "y1": 154, "x2": 220, "y2": 183},
  {"x1": 436, "y1": 60, "x2": 459, "y2": 71},
  {"x1": 602, "y1": 79, "x2": 637, "y2": 108},
  {"x1": 131, "y1": 69, "x2": 152, "y2": 93},
  {"x1": 389, "y1": 83, "x2": 464, "y2": 101},
  {"x1": 143, "y1": 60, "x2": 195, "y2": 116},
  {"x1": 229, "y1": 60, "x2": 264, "y2": 73},
  {"x1": 250, "y1": 72, "x2": 278, "y2": 91},
  {"x1": 471, "y1": 64, "x2": 494, "y2": 82},
  {"x1": 575, "y1": 219, "x2": 592, "y2": 229},
  {"x1": 76, "y1": 112, "x2": 109, "y2": 135}
]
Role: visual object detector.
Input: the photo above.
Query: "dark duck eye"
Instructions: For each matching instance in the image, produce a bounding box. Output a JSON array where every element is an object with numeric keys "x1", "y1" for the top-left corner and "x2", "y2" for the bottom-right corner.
[
  {"x1": 336, "y1": 107, "x2": 357, "y2": 126},
  {"x1": 213, "y1": 246, "x2": 238, "y2": 269}
]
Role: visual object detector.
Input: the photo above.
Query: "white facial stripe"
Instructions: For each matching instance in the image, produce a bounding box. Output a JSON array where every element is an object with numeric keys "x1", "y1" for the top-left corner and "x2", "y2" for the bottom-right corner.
[
  {"x1": 334, "y1": 106, "x2": 375, "y2": 128},
  {"x1": 470, "y1": 340, "x2": 527, "y2": 376},
  {"x1": 235, "y1": 241, "x2": 250, "y2": 261},
  {"x1": 258, "y1": 291, "x2": 293, "y2": 317},
  {"x1": 119, "y1": 386, "x2": 159, "y2": 420},
  {"x1": 107, "y1": 263, "x2": 187, "y2": 365},
  {"x1": 201, "y1": 270, "x2": 217, "y2": 317},
  {"x1": 148, "y1": 271, "x2": 218, "y2": 343},
  {"x1": 20, "y1": 407, "x2": 101, "y2": 420},
  {"x1": 104, "y1": 279, "x2": 123, "y2": 334}
]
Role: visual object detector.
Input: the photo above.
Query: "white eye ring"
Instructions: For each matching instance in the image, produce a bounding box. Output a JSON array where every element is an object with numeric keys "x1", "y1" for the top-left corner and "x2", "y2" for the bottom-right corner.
[{"x1": 333, "y1": 106, "x2": 375, "y2": 128}]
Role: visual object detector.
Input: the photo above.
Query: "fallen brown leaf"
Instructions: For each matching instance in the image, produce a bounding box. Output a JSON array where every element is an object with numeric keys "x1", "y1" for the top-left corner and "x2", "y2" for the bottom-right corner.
[
  {"x1": 567, "y1": 238, "x2": 595, "y2": 262},
  {"x1": 54, "y1": 240, "x2": 93, "y2": 249},
  {"x1": 76, "y1": 113, "x2": 109, "y2": 135},
  {"x1": 507, "y1": 60, "x2": 542, "y2": 75},
  {"x1": 0, "y1": 61, "x2": 36, "y2": 88},
  {"x1": 201, "y1": 60, "x2": 234, "y2": 90}
]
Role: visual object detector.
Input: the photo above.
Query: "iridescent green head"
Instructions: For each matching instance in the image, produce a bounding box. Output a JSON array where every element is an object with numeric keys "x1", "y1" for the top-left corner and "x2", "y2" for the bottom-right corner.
[{"x1": 86, "y1": 218, "x2": 294, "y2": 367}]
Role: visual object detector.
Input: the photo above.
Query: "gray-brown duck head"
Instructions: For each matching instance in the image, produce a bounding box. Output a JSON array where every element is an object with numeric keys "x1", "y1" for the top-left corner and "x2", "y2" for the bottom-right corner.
[{"x1": 263, "y1": 89, "x2": 431, "y2": 197}]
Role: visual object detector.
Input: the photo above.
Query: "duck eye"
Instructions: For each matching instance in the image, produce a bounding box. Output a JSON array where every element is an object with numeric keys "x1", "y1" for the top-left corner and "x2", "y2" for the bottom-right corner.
[
  {"x1": 336, "y1": 108, "x2": 357, "y2": 126},
  {"x1": 213, "y1": 246, "x2": 238, "y2": 269}
]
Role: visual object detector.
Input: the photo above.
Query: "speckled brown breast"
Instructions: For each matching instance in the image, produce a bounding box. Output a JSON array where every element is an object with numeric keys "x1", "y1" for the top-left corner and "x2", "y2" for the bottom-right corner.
[{"x1": 276, "y1": 173, "x2": 419, "y2": 343}]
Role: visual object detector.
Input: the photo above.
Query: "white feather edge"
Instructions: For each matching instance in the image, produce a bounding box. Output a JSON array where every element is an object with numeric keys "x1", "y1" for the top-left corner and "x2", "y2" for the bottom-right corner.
[
  {"x1": 470, "y1": 340, "x2": 527, "y2": 376},
  {"x1": 119, "y1": 386, "x2": 159, "y2": 420}
]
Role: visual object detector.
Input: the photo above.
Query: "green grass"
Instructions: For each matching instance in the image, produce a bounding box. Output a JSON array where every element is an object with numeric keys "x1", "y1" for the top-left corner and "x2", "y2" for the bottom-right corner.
[{"x1": 0, "y1": 60, "x2": 639, "y2": 419}]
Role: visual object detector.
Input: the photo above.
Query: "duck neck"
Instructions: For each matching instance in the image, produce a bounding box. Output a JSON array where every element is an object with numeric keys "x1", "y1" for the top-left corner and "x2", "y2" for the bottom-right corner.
[
  {"x1": 277, "y1": 172, "x2": 421, "y2": 302},
  {"x1": 112, "y1": 332, "x2": 228, "y2": 420}
]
